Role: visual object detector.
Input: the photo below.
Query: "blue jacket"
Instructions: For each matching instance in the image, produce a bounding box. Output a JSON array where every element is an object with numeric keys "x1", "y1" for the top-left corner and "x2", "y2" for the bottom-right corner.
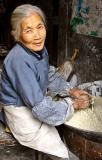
[{"x1": 0, "y1": 43, "x2": 74, "y2": 126}]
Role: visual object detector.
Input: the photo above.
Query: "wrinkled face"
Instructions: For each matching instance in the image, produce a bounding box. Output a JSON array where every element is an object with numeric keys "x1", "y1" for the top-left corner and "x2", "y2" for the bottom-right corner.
[{"x1": 19, "y1": 13, "x2": 46, "y2": 52}]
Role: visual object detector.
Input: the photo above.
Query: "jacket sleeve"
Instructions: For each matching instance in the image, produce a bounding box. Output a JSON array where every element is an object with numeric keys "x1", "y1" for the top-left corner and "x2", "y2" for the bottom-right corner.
[
  {"x1": 32, "y1": 96, "x2": 74, "y2": 126},
  {"x1": 48, "y1": 66, "x2": 74, "y2": 97},
  {"x1": 7, "y1": 59, "x2": 74, "y2": 126}
]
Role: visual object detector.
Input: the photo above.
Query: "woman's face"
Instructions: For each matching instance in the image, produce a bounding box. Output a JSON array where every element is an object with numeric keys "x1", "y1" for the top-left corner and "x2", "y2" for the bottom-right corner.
[{"x1": 19, "y1": 13, "x2": 46, "y2": 52}]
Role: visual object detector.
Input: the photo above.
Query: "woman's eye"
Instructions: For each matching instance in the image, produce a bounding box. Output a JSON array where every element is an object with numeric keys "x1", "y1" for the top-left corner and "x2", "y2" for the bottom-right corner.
[
  {"x1": 26, "y1": 30, "x2": 32, "y2": 33},
  {"x1": 38, "y1": 25, "x2": 44, "y2": 30},
  {"x1": 22, "y1": 29, "x2": 32, "y2": 34}
]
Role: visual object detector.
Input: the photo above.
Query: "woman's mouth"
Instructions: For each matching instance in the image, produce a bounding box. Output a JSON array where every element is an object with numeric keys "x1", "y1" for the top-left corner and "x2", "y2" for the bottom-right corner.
[{"x1": 33, "y1": 42, "x2": 43, "y2": 47}]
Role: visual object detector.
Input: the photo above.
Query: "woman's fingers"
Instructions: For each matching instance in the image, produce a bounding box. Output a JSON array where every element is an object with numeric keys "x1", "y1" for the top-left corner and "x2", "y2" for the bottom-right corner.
[
  {"x1": 73, "y1": 99, "x2": 90, "y2": 110},
  {"x1": 69, "y1": 88, "x2": 92, "y2": 101}
]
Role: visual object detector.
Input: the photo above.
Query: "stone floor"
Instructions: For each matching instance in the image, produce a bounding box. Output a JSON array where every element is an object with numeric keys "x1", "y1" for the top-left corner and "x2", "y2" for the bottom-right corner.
[{"x1": 69, "y1": 151, "x2": 79, "y2": 160}]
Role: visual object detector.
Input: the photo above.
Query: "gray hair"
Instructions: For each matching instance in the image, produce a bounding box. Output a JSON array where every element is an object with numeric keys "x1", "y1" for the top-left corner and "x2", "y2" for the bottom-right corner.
[{"x1": 11, "y1": 4, "x2": 47, "y2": 41}]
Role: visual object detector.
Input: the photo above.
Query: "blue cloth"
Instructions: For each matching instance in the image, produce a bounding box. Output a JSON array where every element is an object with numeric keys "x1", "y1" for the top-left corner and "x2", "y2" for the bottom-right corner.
[
  {"x1": 0, "y1": 43, "x2": 49, "y2": 106},
  {"x1": 0, "y1": 43, "x2": 74, "y2": 126}
]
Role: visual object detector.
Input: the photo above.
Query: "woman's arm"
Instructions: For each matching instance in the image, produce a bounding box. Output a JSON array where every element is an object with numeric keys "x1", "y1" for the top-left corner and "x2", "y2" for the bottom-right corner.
[
  {"x1": 48, "y1": 65, "x2": 75, "y2": 97},
  {"x1": 7, "y1": 59, "x2": 74, "y2": 126}
]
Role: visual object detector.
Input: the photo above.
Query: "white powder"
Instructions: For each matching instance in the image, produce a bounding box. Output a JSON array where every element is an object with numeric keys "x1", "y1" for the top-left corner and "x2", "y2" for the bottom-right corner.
[{"x1": 65, "y1": 97, "x2": 102, "y2": 133}]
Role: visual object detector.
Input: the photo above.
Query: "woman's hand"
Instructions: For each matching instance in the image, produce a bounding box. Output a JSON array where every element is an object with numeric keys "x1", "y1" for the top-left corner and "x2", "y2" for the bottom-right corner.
[
  {"x1": 73, "y1": 98, "x2": 90, "y2": 110},
  {"x1": 69, "y1": 88, "x2": 92, "y2": 110},
  {"x1": 69, "y1": 88, "x2": 89, "y2": 97},
  {"x1": 69, "y1": 88, "x2": 91, "y2": 100}
]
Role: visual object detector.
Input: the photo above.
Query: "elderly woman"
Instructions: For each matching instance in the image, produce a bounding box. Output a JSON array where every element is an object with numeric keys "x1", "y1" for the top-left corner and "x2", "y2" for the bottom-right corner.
[{"x1": 0, "y1": 4, "x2": 91, "y2": 160}]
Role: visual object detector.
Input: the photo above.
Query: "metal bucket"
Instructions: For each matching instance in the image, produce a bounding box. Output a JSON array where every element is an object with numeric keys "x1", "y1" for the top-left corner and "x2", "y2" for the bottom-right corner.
[
  {"x1": 64, "y1": 97, "x2": 102, "y2": 160},
  {"x1": 64, "y1": 125, "x2": 102, "y2": 160}
]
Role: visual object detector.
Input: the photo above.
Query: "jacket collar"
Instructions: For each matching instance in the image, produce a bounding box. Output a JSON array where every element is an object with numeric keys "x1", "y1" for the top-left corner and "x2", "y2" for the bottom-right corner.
[{"x1": 17, "y1": 41, "x2": 44, "y2": 60}]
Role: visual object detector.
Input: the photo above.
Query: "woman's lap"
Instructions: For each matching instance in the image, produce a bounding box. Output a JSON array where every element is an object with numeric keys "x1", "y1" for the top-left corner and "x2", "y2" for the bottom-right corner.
[{"x1": 3, "y1": 105, "x2": 69, "y2": 159}]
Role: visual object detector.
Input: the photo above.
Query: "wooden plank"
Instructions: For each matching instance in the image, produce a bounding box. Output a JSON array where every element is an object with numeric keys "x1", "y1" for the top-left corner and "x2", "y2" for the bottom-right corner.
[{"x1": 57, "y1": 0, "x2": 68, "y2": 65}]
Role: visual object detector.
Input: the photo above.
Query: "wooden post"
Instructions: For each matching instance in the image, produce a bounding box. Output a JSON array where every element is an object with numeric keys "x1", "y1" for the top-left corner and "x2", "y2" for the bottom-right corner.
[{"x1": 58, "y1": 0, "x2": 72, "y2": 65}]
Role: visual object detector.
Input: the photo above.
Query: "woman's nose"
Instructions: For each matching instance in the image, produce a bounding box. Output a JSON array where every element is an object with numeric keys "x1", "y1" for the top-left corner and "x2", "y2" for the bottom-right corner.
[{"x1": 33, "y1": 30, "x2": 40, "y2": 39}]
